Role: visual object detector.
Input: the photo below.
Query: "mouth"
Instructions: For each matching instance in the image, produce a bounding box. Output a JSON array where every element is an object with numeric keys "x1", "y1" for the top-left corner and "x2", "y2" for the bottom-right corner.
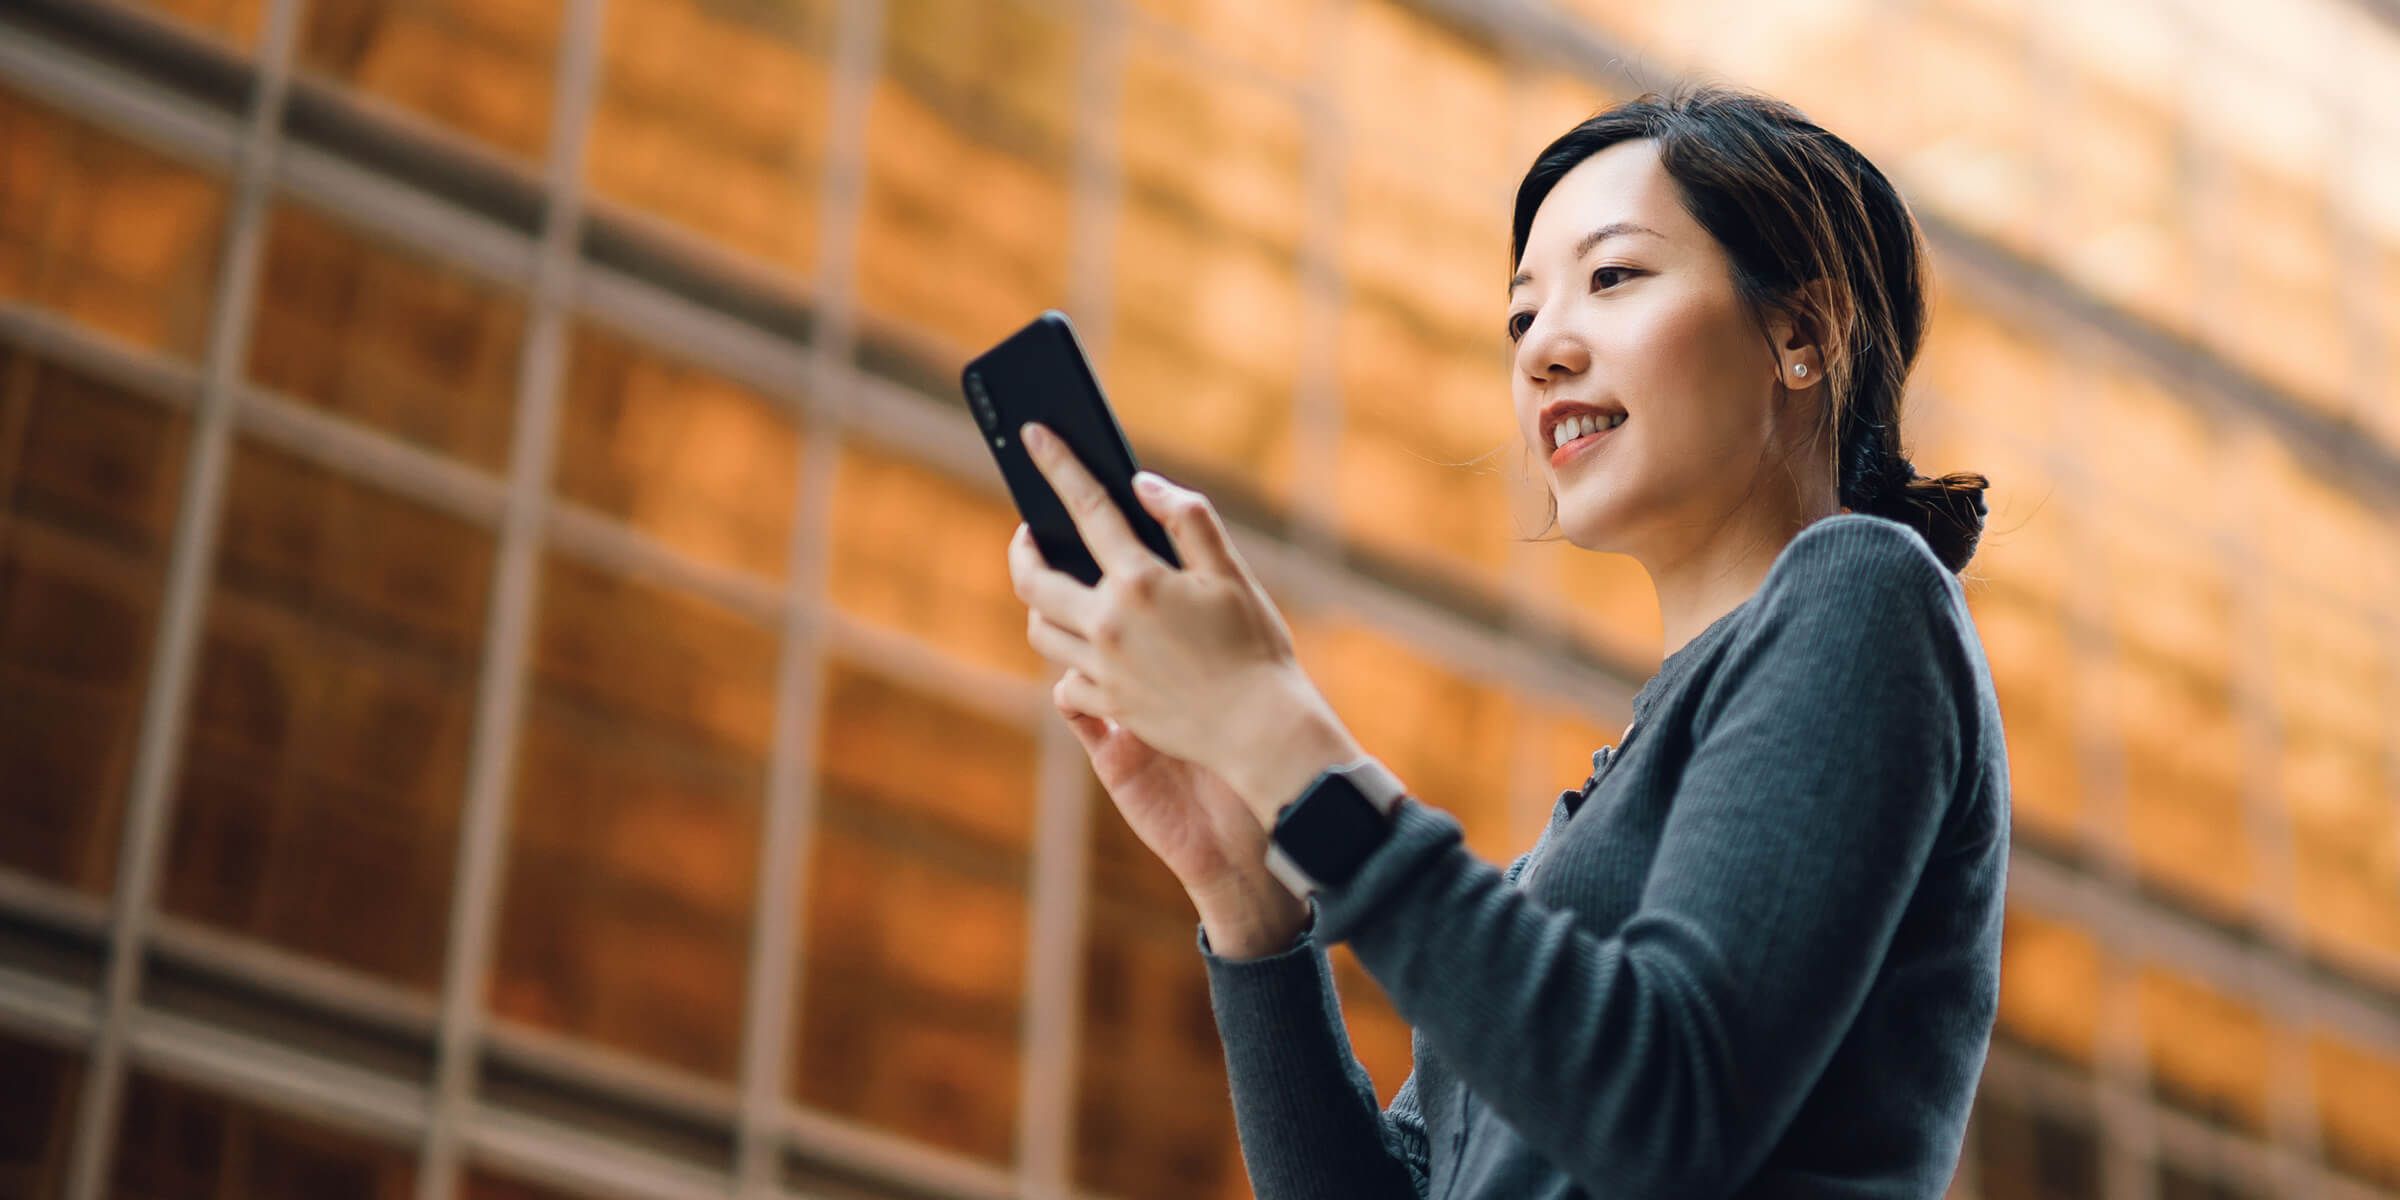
[{"x1": 1546, "y1": 410, "x2": 1627, "y2": 468}]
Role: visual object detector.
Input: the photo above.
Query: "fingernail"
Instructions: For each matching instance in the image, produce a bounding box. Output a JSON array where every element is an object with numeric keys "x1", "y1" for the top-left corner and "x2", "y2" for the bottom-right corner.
[
  {"x1": 1133, "y1": 471, "x2": 1164, "y2": 496},
  {"x1": 1020, "y1": 423, "x2": 1047, "y2": 453}
]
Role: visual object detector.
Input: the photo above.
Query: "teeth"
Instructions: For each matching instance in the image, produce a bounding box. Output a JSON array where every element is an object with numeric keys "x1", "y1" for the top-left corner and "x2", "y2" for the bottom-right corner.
[{"x1": 1551, "y1": 412, "x2": 1625, "y2": 449}]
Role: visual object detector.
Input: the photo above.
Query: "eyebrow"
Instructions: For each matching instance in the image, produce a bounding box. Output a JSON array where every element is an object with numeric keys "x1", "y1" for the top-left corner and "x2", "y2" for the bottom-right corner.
[{"x1": 1508, "y1": 222, "x2": 1664, "y2": 294}]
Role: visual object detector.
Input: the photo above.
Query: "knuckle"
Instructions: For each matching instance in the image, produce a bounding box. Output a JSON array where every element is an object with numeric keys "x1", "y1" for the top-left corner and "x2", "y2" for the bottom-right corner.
[
  {"x1": 1125, "y1": 564, "x2": 1165, "y2": 601},
  {"x1": 1090, "y1": 612, "x2": 1124, "y2": 650}
]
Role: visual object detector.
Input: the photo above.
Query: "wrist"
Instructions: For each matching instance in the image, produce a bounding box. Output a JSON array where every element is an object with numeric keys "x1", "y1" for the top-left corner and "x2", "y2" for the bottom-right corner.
[
  {"x1": 1189, "y1": 868, "x2": 1310, "y2": 960},
  {"x1": 1219, "y1": 680, "x2": 1363, "y2": 829}
]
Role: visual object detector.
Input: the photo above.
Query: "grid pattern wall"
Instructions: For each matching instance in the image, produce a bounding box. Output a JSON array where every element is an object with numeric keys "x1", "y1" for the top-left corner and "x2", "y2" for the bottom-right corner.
[{"x1": 0, "y1": 0, "x2": 2396, "y2": 1199}]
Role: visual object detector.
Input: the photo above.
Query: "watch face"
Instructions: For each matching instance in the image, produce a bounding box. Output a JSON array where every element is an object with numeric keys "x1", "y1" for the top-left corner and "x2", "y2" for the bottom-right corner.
[{"x1": 1272, "y1": 770, "x2": 1392, "y2": 890}]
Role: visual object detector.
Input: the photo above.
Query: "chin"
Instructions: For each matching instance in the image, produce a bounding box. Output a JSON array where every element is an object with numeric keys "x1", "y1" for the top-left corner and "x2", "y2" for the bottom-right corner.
[{"x1": 1553, "y1": 485, "x2": 1628, "y2": 553}]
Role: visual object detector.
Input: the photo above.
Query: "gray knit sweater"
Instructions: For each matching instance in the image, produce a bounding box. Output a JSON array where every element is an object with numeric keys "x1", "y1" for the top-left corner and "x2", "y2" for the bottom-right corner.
[{"x1": 1198, "y1": 513, "x2": 2010, "y2": 1198}]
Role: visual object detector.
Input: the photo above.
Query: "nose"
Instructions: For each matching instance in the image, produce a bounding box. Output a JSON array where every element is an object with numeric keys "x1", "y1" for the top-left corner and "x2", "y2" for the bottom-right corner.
[{"x1": 1520, "y1": 317, "x2": 1590, "y2": 385}]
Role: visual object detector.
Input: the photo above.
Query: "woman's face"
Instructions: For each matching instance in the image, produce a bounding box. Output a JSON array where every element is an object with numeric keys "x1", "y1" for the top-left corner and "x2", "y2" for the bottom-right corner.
[{"x1": 1509, "y1": 138, "x2": 1815, "y2": 558}]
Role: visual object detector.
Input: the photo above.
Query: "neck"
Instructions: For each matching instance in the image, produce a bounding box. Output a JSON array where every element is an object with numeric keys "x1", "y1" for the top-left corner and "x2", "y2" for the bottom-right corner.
[{"x1": 1639, "y1": 493, "x2": 1845, "y2": 660}]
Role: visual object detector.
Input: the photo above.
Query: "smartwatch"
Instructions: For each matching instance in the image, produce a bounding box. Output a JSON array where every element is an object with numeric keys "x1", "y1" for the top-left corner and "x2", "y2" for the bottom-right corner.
[{"x1": 1263, "y1": 757, "x2": 1407, "y2": 899}]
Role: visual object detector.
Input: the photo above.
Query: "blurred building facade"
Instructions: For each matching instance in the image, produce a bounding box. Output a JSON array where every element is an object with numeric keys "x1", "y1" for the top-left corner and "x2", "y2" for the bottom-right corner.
[{"x1": 0, "y1": 0, "x2": 2395, "y2": 1197}]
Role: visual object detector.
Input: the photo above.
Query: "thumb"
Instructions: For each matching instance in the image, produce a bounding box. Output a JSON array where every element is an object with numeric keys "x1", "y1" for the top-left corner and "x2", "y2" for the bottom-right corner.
[{"x1": 1134, "y1": 471, "x2": 1241, "y2": 578}]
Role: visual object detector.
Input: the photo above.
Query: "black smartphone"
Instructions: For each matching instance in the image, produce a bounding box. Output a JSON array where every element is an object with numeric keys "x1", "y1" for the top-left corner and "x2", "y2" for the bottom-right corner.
[{"x1": 963, "y1": 310, "x2": 1180, "y2": 587}]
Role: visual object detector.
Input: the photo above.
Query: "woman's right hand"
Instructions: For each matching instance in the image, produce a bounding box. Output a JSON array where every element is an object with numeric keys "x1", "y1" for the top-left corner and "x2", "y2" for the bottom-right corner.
[{"x1": 1051, "y1": 666, "x2": 1308, "y2": 958}]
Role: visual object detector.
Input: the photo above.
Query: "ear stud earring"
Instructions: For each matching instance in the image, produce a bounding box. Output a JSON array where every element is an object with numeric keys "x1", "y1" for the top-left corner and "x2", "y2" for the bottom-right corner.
[{"x1": 1793, "y1": 363, "x2": 1808, "y2": 378}]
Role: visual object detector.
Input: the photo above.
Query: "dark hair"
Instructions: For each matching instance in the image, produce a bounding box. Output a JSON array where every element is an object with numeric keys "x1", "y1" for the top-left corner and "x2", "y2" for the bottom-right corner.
[{"x1": 1512, "y1": 82, "x2": 1989, "y2": 573}]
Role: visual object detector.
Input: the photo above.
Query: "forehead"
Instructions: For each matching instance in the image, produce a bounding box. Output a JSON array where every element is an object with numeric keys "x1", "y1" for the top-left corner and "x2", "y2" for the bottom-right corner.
[{"x1": 1522, "y1": 138, "x2": 1691, "y2": 255}]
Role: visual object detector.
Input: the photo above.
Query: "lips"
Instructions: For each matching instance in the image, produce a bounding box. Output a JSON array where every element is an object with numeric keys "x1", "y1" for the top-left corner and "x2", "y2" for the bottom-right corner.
[{"x1": 1548, "y1": 416, "x2": 1624, "y2": 467}]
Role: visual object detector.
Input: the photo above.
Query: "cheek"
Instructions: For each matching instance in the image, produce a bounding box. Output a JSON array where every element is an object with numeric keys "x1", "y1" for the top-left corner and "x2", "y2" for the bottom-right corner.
[{"x1": 1616, "y1": 296, "x2": 1769, "y2": 467}]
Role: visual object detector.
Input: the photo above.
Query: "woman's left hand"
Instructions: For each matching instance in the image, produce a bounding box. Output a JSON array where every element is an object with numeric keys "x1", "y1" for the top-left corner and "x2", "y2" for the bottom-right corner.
[{"x1": 1007, "y1": 422, "x2": 1360, "y2": 824}]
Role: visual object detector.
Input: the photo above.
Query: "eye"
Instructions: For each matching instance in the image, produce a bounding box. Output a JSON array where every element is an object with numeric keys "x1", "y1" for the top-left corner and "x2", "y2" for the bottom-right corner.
[
  {"x1": 1506, "y1": 311, "x2": 1534, "y2": 343},
  {"x1": 1593, "y1": 265, "x2": 1638, "y2": 290}
]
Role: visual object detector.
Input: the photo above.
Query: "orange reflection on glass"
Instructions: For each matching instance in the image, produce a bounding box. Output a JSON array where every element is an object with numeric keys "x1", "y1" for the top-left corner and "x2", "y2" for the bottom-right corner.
[
  {"x1": 2136, "y1": 966, "x2": 2271, "y2": 1132},
  {"x1": 1995, "y1": 906, "x2": 2103, "y2": 1067},
  {"x1": 122, "y1": 0, "x2": 269, "y2": 47},
  {"x1": 852, "y1": 0, "x2": 1076, "y2": 354},
  {"x1": 2311, "y1": 1031, "x2": 2400, "y2": 1187},
  {"x1": 826, "y1": 441, "x2": 1043, "y2": 678},
  {"x1": 110, "y1": 1071, "x2": 415, "y2": 1198},
  {"x1": 0, "y1": 86, "x2": 225, "y2": 358},
  {"x1": 554, "y1": 324, "x2": 802, "y2": 580},
  {"x1": 0, "y1": 1032, "x2": 83, "y2": 1196},
  {"x1": 299, "y1": 0, "x2": 561, "y2": 160},
  {"x1": 492, "y1": 555, "x2": 774, "y2": 1080},
  {"x1": 165, "y1": 438, "x2": 491, "y2": 990},
  {"x1": 0, "y1": 353, "x2": 187, "y2": 897},
  {"x1": 585, "y1": 0, "x2": 835, "y2": 278},
  {"x1": 1077, "y1": 782, "x2": 1243, "y2": 1200},
  {"x1": 1296, "y1": 618, "x2": 1517, "y2": 864},
  {"x1": 247, "y1": 200, "x2": 524, "y2": 470},
  {"x1": 800, "y1": 664, "x2": 1035, "y2": 1162}
]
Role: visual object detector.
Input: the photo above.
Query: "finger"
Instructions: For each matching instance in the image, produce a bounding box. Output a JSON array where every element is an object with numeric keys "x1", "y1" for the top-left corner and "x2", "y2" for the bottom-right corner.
[
  {"x1": 1027, "y1": 609, "x2": 1104, "y2": 677},
  {"x1": 1132, "y1": 471, "x2": 1243, "y2": 579},
  {"x1": 1009, "y1": 523, "x2": 1097, "y2": 635},
  {"x1": 1020, "y1": 422, "x2": 1155, "y2": 578},
  {"x1": 1053, "y1": 667, "x2": 1110, "y2": 721},
  {"x1": 1059, "y1": 709, "x2": 1110, "y2": 753}
]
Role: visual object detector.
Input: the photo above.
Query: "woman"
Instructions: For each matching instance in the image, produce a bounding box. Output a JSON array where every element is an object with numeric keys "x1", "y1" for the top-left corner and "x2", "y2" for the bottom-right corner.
[{"x1": 1006, "y1": 83, "x2": 2007, "y2": 1199}]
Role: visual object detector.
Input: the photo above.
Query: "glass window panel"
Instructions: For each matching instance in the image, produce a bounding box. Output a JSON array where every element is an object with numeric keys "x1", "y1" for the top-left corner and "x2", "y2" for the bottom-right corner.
[
  {"x1": 1295, "y1": 619, "x2": 1517, "y2": 863},
  {"x1": 2311, "y1": 1031, "x2": 2400, "y2": 1188},
  {"x1": 492, "y1": 554, "x2": 773, "y2": 1079},
  {"x1": 1076, "y1": 783, "x2": 1242, "y2": 1199},
  {"x1": 1334, "y1": 296, "x2": 1518, "y2": 587},
  {"x1": 825, "y1": 442, "x2": 1042, "y2": 678},
  {"x1": 1971, "y1": 1088, "x2": 2104, "y2": 1200},
  {"x1": 1330, "y1": 944, "x2": 1413, "y2": 1107},
  {"x1": 1965, "y1": 584, "x2": 2082, "y2": 845},
  {"x1": 1337, "y1": 1, "x2": 1508, "y2": 179},
  {"x1": 1103, "y1": 198, "x2": 1303, "y2": 511},
  {"x1": 2108, "y1": 640, "x2": 2253, "y2": 924},
  {"x1": 852, "y1": 0, "x2": 1075, "y2": 354},
  {"x1": 108, "y1": 1071, "x2": 415, "y2": 1198},
  {"x1": 1119, "y1": 35, "x2": 1308, "y2": 256},
  {"x1": 245, "y1": 200, "x2": 524, "y2": 470},
  {"x1": 2211, "y1": 150, "x2": 2348, "y2": 416},
  {"x1": 2156, "y1": 1162, "x2": 2261, "y2": 1200},
  {"x1": 2370, "y1": 235, "x2": 2400, "y2": 455},
  {"x1": 2136, "y1": 966, "x2": 2272, "y2": 1133},
  {"x1": 298, "y1": 0, "x2": 562, "y2": 161},
  {"x1": 553, "y1": 323, "x2": 801, "y2": 579},
  {"x1": 798, "y1": 663, "x2": 1035, "y2": 1163},
  {"x1": 464, "y1": 1173, "x2": 591, "y2": 1200},
  {"x1": 2086, "y1": 365, "x2": 2221, "y2": 532},
  {"x1": 1995, "y1": 906, "x2": 2103, "y2": 1067},
  {"x1": 0, "y1": 86, "x2": 226, "y2": 359},
  {"x1": 2265, "y1": 583, "x2": 2400, "y2": 985},
  {"x1": 0, "y1": 352, "x2": 188, "y2": 896},
  {"x1": 0, "y1": 1033, "x2": 82, "y2": 1198},
  {"x1": 1917, "y1": 291, "x2": 2063, "y2": 458},
  {"x1": 1129, "y1": 0, "x2": 1321, "y2": 83},
  {"x1": 122, "y1": 0, "x2": 269, "y2": 48},
  {"x1": 1511, "y1": 67, "x2": 1617, "y2": 165},
  {"x1": 2055, "y1": 75, "x2": 2192, "y2": 337},
  {"x1": 1890, "y1": 4, "x2": 2039, "y2": 260},
  {"x1": 584, "y1": 0, "x2": 836, "y2": 278},
  {"x1": 162, "y1": 438, "x2": 490, "y2": 990},
  {"x1": 2245, "y1": 435, "x2": 2394, "y2": 608}
]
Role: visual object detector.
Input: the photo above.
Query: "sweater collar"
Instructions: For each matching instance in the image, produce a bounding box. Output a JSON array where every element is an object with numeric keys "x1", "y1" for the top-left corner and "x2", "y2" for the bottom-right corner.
[{"x1": 1630, "y1": 595, "x2": 1755, "y2": 725}]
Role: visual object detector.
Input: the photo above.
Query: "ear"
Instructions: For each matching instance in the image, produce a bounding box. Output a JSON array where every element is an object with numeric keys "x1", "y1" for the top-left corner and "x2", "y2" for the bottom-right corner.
[{"x1": 1770, "y1": 277, "x2": 1837, "y2": 389}]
